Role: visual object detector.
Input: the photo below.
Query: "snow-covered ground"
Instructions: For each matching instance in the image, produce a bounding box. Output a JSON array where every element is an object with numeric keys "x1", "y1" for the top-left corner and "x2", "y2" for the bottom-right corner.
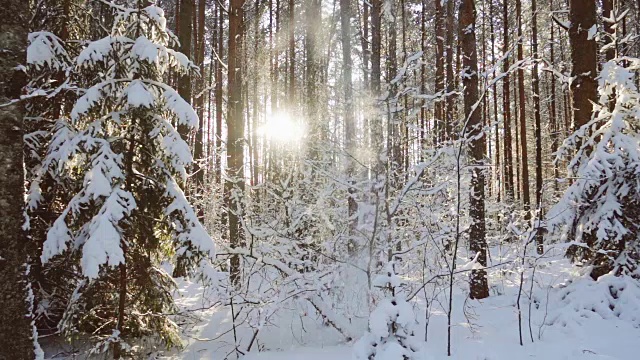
[{"x1": 162, "y1": 246, "x2": 640, "y2": 360}]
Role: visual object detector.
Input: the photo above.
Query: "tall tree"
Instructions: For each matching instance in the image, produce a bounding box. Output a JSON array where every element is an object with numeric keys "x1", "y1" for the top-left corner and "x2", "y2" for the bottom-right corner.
[
  {"x1": 460, "y1": 0, "x2": 489, "y2": 300},
  {"x1": 306, "y1": 0, "x2": 323, "y2": 153},
  {"x1": 226, "y1": 0, "x2": 247, "y2": 285},
  {"x1": 215, "y1": 0, "x2": 224, "y2": 184},
  {"x1": 502, "y1": 0, "x2": 514, "y2": 200},
  {"x1": 194, "y1": 0, "x2": 206, "y2": 187},
  {"x1": 178, "y1": 0, "x2": 194, "y2": 138},
  {"x1": 434, "y1": 0, "x2": 445, "y2": 144},
  {"x1": 489, "y1": 0, "x2": 501, "y2": 202},
  {"x1": 0, "y1": 0, "x2": 35, "y2": 357},
  {"x1": 288, "y1": 0, "x2": 295, "y2": 103},
  {"x1": 340, "y1": 0, "x2": 357, "y2": 242},
  {"x1": 444, "y1": 0, "x2": 456, "y2": 140},
  {"x1": 516, "y1": 0, "x2": 530, "y2": 214},
  {"x1": 549, "y1": 0, "x2": 559, "y2": 193},
  {"x1": 531, "y1": 0, "x2": 544, "y2": 253}
]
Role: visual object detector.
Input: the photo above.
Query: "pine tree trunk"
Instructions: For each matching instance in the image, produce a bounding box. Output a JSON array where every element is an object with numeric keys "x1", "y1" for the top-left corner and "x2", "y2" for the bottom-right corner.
[
  {"x1": 516, "y1": 0, "x2": 530, "y2": 215},
  {"x1": 340, "y1": 0, "x2": 357, "y2": 250},
  {"x1": 215, "y1": 0, "x2": 224, "y2": 184},
  {"x1": 502, "y1": 0, "x2": 514, "y2": 200},
  {"x1": 490, "y1": 0, "x2": 501, "y2": 202},
  {"x1": 445, "y1": 0, "x2": 456, "y2": 141},
  {"x1": 550, "y1": 9, "x2": 559, "y2": 192},
  {"x1": 568, "y1": 0, "x2": 597, "y2": 130},
  {"x1": 460, "y1": 0, "x2": 489, "y2": 300},
  {"x1": 531, "y1": 0, "x2": 544, "y2": 254},
  {"x1": 434, "y1": 0, "x2": 445, "y2": 145},
  {"x1": 227, "y1": 0, "x2": 246, "y2": 285},
  {"x1": 288, "y1": 0, "x2": 295, "y2": 104},
  {"x1": 371, "y1": 0, "x2": 382, "y2": 170},
  {"x1": 306, "y1": 0, "x2": 322, "y2": 158},
  {"x1": 0, "y1": 1, "x2": 34, "y2": 357},
  {"x1": 194, "y1": 0, "x2": 206, "y2": 187},
  {"x1": 178, "y1": 0, "x2": 193, "y2": 139}
]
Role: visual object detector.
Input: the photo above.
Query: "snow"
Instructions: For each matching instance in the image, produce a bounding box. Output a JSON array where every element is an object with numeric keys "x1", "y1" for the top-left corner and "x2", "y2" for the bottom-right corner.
[
  {"x1": 77, "y1": 36, "x2": 121, "y2": 65},
  {"x1": 587, "y1": 25, "x2": 597, "y2": 41},
  {"x1": 144, "y1": 5, "x2": 167, "y2": 31},
  {"x1": 132, "y1": 36, "x2": 166, "y2": 64},
  {"x1": 71, "y1": 84, "x2": 103, "y2": 120},
  {"x1": 125, "y1": 80, "x2": 155, "y2": 108},
  {"x1": 163, "y1": 87, "x2": 200, "y2": 128},
  {"x1": 165, "y1": 179, "x2": 216, "y2": 256},
  {"x1": 27, "y1": 32, "x2": 67, "y2": 69},
  {"x1": 80, "y1": 189, "x2": 136, "y2": 279},
  {"x1": 128, "y1": 246, "x2": 640, "y2": 360}
]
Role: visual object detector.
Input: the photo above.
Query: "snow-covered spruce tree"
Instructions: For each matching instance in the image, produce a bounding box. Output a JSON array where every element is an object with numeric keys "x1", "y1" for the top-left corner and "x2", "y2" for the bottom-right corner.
[
  {"x1": 28, "y1": 2, "x2": 215, "y2": 356},
  {"x1": 548, "y1": 58, "x2": 640, "y2": 280},
  {"x1": 354, "y1": 261, "x2": 421, "y2": 360}
]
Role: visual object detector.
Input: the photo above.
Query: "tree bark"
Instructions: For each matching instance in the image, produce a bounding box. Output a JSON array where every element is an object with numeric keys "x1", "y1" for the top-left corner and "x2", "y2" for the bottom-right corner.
[
  {"x1": 516, "y1": 0, "x2": 530, "y2": 214},
  {"x1": 288, "y1": 0, "x2": 295, "y2": 104},
  {"x1": 340, "y1": 0, "x2": 357, "y2": 249},
  {"x1": 434, "y1": 0, "x2": 445, "y2": 145},
  {"x1": 178, "y1": 0, "x2": 193, "y2": 139},
  {"x1": 549, "y1": 0, "x2": 559, "y2": 193},
  {"x1": 490, "y1": 0, "x2": 500, "y2": 202},
  {"x1": 215, "y1": 0, "x2": 224, "y2": 184},
  {"x1": 194, "y1": 0, "x2": 206, "y2": 187},
  {"x1": 568, "y1": 0, "x2": 597, "y2": 130},
  {"x1": 502, "y1": 0, "x2": 514, "y2": 200},
  {"x1": 444, "y1": 0, "x2": 456, "y2": 141},
  {"x1": 226, "y1": 0, "x2": 246, "y2": 285},
  {"x1": 306, "y1": 0, "x2": 322, "y2": 157},
  {"x1": 0, "y1": 1, "x2": 35, "y2": 357},
  {"x1": 460, "y1": 0, "x2": 489, "y2": 300},
  {"x1": 531, "y1": 0, "x2": 544, "y2": 254}
]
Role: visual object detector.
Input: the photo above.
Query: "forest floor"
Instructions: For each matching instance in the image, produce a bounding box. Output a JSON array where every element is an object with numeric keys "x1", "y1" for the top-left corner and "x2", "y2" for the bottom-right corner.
[
  {"x1": 166, "y1": 246, "x2": 640, "y2": 360},
  {"x1": 39, "y1": 245, "x2": 639, "y2": 359}
]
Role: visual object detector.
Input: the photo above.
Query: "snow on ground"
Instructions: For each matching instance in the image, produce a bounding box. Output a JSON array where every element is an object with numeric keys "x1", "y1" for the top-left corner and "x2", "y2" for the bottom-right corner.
[{"x1": 163, "y1": 246, "x2": 640, "y2": 360}]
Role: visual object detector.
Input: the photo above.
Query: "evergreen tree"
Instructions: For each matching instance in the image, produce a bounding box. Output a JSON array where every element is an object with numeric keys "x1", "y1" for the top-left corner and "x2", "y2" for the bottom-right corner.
[
  {"x1": 27, "y1": 2, "x2": 215, "y2": 356},
  {"x1": 549, "y1": 58, "x2": 640, "y2": 280},
  {"x1": 354, "y1": 261, "x2": 421, "y2": 360}
]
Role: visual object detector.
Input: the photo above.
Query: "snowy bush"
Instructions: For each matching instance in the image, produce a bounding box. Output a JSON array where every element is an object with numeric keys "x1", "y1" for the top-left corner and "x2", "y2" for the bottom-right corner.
[{"x1": 354, "y1": 261, "x2": 421, "y2": 360}]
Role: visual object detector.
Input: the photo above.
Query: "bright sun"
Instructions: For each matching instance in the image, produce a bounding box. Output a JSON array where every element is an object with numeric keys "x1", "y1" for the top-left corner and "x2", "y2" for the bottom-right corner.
[{"x1": 259, "y1": 112, "x2": 305, "y2": 143}]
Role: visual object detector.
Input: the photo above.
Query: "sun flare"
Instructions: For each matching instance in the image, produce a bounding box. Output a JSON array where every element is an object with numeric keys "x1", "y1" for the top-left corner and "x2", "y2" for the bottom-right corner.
[{"x1": 259, "y1": 112, "x2": 305, "y2": 144}]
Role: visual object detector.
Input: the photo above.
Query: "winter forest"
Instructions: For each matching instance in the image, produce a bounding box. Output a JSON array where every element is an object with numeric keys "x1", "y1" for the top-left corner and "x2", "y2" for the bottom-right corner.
[{"x1": 1, "y1": 0, "x2": 640, "y2": 358}]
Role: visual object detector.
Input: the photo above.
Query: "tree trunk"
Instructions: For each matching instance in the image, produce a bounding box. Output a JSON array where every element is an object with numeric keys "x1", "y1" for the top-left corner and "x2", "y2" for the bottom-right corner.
[
  {"x1": 516, "y1": 0, "x2": 530, "y2": 214},
  {"x1": 434, "y1": 0, "x2": 445, "y2": 145},
  {"x1": 0, "y1": 1, "x2": 35, "y2": 357},
  {"x1": 340, "y1": 0, "x2": 357, "y2": 249},
  {"x1": 288, "y1": 0, "x2": 295, "y2": 104},
  {"x1": 306, "y1": 0, "x2": 322, "y2": 157},
  {"x1": 444, "y1": 0, "x2": 456, "y2": 141},
  {"x1": 502, "y1": 0, "x2": 514, "y2": 200},
  {"x1": 568, "y1": 0, "x2": 597, "y2": 130},
  {"x1": 490, "y1": 0, "x2": 501, "y2": 202},
  {"x1": 602, "y1": 0, "x2": 616, "y2": 62},
  {"x1": 178, "y1": 0, "x2": 193, "y2": 139},
  {"x1": 215, "y1": 0, "x2": 224, "y2": 185},
  {"x1": 549, "y1": 1, "x2": 558, "y2": 193},
  {"x1": 460, "y1": 0, "x2": 489, "y2": 300},
  {"x1": 226, "y1": 0, "x2": 246, "y2": 285},
  {"x1": 371, "y1": 0, "x2": 382, "y2": 171},
  {"x1": 531, "y1": 0, "x2": 544, "y2": 254},
  {"x1": 194, "y1": 0, "x2": 206, "y2": 187}
]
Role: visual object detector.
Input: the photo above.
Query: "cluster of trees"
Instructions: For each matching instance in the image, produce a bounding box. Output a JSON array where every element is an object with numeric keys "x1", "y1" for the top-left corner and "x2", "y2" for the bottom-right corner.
[{"x1": 1, "y1": 0, "x2": 639, "y2": 358}]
